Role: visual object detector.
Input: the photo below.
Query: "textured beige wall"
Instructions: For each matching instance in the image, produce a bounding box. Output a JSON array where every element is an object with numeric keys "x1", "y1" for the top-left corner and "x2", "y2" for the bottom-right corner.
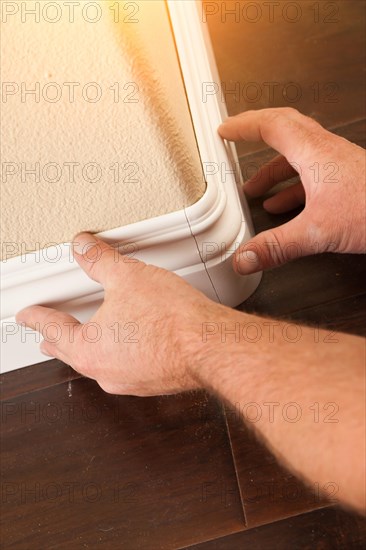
[{"x1": 1, "y1": 0, "x2": 205, "y2": 260}]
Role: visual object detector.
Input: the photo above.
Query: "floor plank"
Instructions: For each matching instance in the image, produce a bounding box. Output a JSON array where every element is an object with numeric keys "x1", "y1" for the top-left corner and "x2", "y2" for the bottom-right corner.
[
  {"x1": 0, "y1": 359, "x2": 81, "y2": 401},
  {"x1": 1, "y1": 380, "x2": 245, "y2": 549},
  {"x1": 205, "y1": 0, "x2": 366, "y2": 156},
  {"x1": 223, "y1": 411, "x2": 329, "y2": 528},
  {"x1": 238, "y1": 252, "x2": 366, "y2": 326},
  {"x1": 283, "y1": 293, "x2": 366, "y2": 337}
]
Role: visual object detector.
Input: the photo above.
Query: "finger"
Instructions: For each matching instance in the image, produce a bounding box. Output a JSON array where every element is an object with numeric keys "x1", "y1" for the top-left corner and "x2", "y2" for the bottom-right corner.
[
  {"x1": 218, "y1": 108, "x2": 324, "y2": 161},
  {"x1": 16, "y1": 305, "x2": 84, "y2": 370},
  {"x1": 263, "y1": 182, "x2": 306, "y2": 214},
  {"x1": 233, "y1": 215, "x2": 313, "y2": 273},
  {"x1": 244, "y1": 155, "x2": 299, "y2": 198},
  {"x1": 72, "y1": 232, "x2": 137, "y2": 288}
]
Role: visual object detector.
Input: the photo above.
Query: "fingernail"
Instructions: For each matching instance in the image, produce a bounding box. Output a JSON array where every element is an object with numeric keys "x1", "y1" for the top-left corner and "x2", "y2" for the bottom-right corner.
[
  {"x1": 73, "y1": 233, "x2": 97, "y2": 256},
  {"x1": 236, "y1": 250, "x2": 260, "y2": 275}
]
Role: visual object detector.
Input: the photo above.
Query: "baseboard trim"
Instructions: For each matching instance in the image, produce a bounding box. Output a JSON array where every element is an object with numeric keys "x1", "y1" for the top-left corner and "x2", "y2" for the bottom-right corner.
[{"x1": 0, "y1": 0, "x2": 261, "y2": 373}]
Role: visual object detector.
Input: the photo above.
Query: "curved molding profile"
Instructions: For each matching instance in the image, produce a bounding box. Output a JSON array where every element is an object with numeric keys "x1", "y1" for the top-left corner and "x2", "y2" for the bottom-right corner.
[{"x1": 0, "y1": 0, "x2": 261, "y2": 373}]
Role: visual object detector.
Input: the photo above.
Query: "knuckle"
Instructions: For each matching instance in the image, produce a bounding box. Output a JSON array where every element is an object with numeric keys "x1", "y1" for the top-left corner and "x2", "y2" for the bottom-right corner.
[
  {"x1": 98, "y1": 381, "x2": 117, "y2": 395},
  {"x1": 81, "y1": 242, "x2": 104, "y2": 264},
  {"x1": 86, "y1": 250, "x2": 106, "y2": 275},
  {"x1": 41, "y1": 309, "x2": 57, "y2": 328},
  {"x1": 302, "y1": 113, "x2": 322, "y2": 129},
  {"x1": 264, "y1": 107, "x2": 298, "y2": 123},
  {"x1": 264, "y1": 230, "x2": 287, "y2": 266},
  {"x1": 41, "y1": 314, "x2": 62, "y2": 341},
  {"x1": 263, "y1": 110, "x2": 299, "y2": 138},
  {"x1": 263, "y1": 110, "x2": 283, "y2": 125},
  {"x1": 85, "y1": 246, "x2": 119, "y2": 277},
  {"x1": 281, "y1": 106, "x2": 300, "y2": 118}
]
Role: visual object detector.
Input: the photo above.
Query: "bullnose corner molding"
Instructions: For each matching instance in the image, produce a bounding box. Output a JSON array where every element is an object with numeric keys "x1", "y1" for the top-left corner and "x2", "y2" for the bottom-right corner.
[{"x1": 0, "y1": 0, "x2": 261, "y2": 373}]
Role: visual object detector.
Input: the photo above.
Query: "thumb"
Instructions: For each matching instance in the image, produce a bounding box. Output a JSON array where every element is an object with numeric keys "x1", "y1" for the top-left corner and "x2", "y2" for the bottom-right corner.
[
  {"x1": 72, "y1": 232, "x2": 121, "y2": 287},
  {"x1": 234, "y1": 217, "x2": 312, "y2": 274},
  {"x1": 72, "y1": 232, "x2": 144, "y2": 288}
]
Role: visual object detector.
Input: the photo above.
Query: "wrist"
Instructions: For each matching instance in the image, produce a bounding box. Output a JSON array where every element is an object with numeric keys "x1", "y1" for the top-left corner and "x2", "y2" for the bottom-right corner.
[{"x1": 181, "y1": 302, "x2": 251, "y2": 392}]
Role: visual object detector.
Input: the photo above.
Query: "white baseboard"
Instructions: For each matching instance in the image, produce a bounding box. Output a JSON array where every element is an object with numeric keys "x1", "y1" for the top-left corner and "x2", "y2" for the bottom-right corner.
[{"x1": 0, "y1": 0, "x2": 261, "y2": 373}]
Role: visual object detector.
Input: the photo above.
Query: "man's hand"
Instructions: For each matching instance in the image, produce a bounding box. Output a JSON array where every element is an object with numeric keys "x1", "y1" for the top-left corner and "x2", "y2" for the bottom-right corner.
[
  {"x1": 16, "y1": 233, "x2": 220, "y2": 396},
  {"x1": 219, "y1": 107, "x2": 366, "y2": 274}
]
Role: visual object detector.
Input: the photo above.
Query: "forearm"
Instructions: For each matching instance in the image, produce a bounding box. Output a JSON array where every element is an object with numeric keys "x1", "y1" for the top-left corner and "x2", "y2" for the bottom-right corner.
[{"x1": 188, "y1": 306, "x2": 366, "y2": 513}]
